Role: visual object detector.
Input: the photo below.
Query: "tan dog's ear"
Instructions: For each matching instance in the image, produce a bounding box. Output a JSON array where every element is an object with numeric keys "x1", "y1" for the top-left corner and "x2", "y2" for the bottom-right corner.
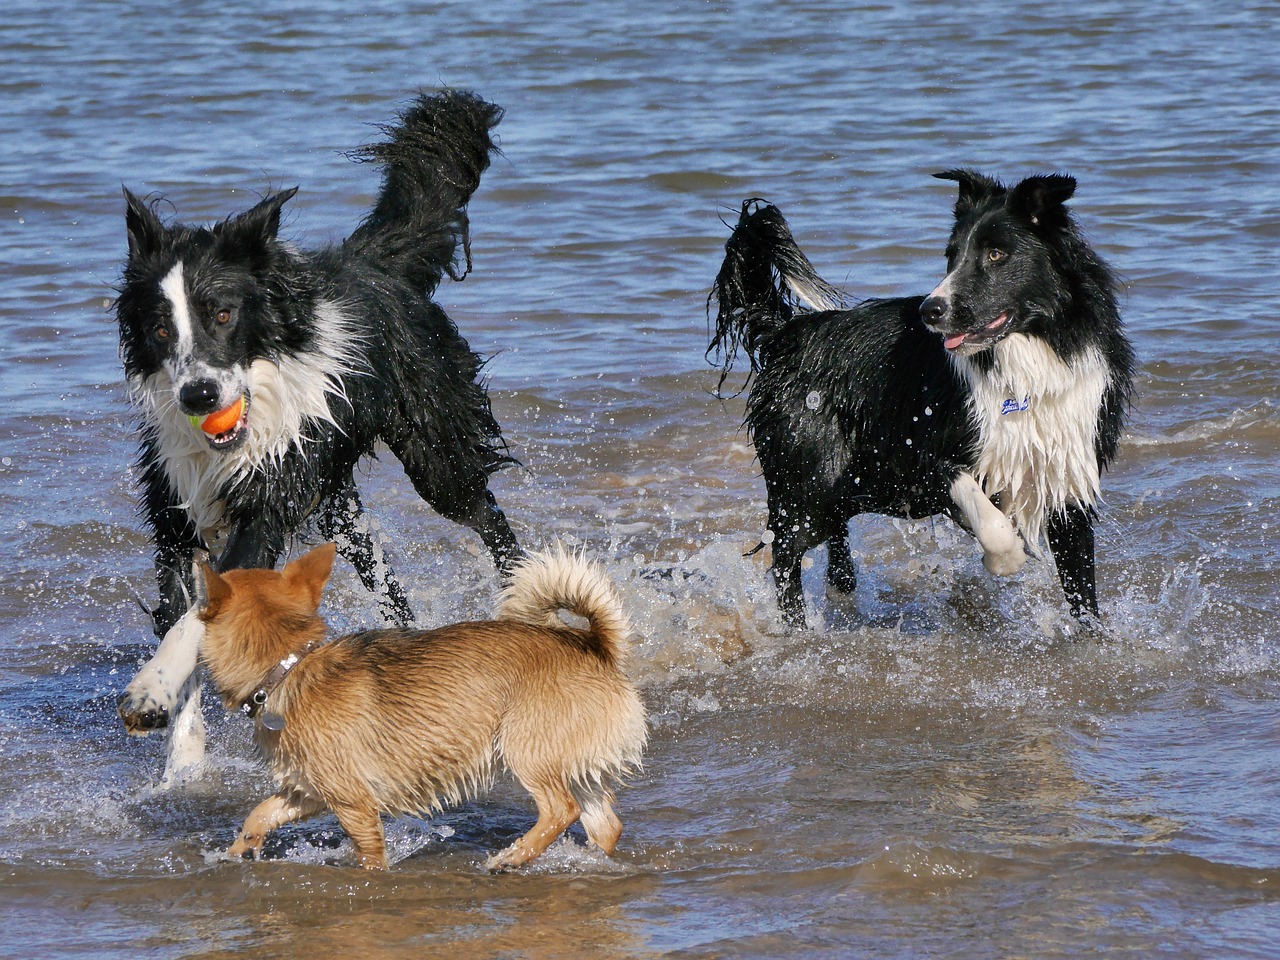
[
  {"x1": 283, "y1": 542, "x2": 337, "y2": 610},
  {"x1": 199, "y1": 561, "x2": 231, "y2": 618}
]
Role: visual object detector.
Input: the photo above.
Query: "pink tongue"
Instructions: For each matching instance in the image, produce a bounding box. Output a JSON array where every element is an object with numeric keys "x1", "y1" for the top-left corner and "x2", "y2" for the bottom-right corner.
[{"x1": 944, "y1": 333, "x2": 967, "y2": 350}]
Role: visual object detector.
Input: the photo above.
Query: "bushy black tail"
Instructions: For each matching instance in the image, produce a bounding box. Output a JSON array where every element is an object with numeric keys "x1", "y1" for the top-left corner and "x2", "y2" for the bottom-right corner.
[
  {"x1": 345, "y1": 90, "x2": 503, "y2": 292},
  {"x1": 707, "y1": 199, "x2": 845, "y2": 390}
]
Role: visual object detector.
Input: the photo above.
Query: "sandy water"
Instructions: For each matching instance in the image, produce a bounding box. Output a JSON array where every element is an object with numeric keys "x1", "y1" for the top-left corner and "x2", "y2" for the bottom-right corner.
[{"x1": 2, "y1": 0, "x2": 1280, "y2": 956}]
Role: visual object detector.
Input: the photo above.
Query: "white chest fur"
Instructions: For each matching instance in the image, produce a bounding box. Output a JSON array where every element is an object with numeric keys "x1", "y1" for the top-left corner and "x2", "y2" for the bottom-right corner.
[{"x1": 956, "y1": 334, "x2": 1108, "y2": 550}]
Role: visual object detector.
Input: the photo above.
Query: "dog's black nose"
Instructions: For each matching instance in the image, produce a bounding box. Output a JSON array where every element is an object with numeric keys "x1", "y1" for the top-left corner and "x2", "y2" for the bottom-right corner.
[
  {"x1": 179, "y1": 379, "x2": 222, "y2": 414},
  {"x1": 920, "y1": 296, "x2": 950, "y2": 327}
]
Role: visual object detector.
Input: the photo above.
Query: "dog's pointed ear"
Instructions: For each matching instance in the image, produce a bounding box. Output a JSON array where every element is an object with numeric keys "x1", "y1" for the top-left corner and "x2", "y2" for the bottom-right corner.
[
  {"x1": 124, "y1": 188, "x2": 166, "y2": 259},
  {"x1": 283, "y1": 542, "x2": 337, "y2": 610},
  {"x1": 219, "y1": 187, "x2": 298, "y2": 244},
  {"x1": 1009, "y1": 173, "x2": 1076, "y2": 225},
  {"x1": 934, "y1": 169, "x2": 1002, "y2": 218},
  {"x1": 198, "y1": 561, "x2": 231, "y2": 616}
]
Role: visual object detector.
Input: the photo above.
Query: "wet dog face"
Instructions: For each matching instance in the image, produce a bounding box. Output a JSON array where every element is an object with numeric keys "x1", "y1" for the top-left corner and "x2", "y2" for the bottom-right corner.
[
  {"x1": 116, "y1": 188, "x2": 298, "y2": 451},
  {"x1": 919, "y1": 170, "x2": 1077, "y2": 357}
]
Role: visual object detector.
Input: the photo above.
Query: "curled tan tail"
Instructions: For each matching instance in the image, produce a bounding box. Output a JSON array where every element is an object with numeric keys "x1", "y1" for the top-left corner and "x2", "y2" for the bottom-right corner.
[{"x1": 495, "y1": 545, "x2": 633, "y2": 665}]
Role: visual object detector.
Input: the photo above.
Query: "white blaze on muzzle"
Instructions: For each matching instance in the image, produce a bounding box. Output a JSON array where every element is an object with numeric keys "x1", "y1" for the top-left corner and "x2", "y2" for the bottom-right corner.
[{"x1": 158, "y1": 261, "x2": 246, "y2": 410}]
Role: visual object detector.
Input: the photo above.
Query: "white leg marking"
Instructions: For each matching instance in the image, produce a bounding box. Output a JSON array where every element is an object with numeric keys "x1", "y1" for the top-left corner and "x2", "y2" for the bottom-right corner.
[
  {"x1": 160, "y1": 681, "x2": 206, "y2": 788},
  {"x1": 119, "y1": 607, "x2": 205, "y2": 735},
  {"x1": 950, "y1": 472, "x2": 1026, "y2": 577}
]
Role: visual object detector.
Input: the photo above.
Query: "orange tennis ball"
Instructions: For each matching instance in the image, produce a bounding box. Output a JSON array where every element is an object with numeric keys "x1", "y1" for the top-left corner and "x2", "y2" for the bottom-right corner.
[{"x1": 200, "y1": 396, "x2": 245, "y2": 435}]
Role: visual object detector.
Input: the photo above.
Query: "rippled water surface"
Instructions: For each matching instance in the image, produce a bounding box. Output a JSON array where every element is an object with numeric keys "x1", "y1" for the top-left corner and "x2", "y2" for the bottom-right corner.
[{"x1": 3, "y1": 1, "x2": 1280, "y2": 956}]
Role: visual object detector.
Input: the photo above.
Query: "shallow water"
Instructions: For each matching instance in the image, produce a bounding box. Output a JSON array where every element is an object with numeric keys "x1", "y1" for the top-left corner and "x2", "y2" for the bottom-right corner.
[{"x1": 3, "y1": 0, "x2": 1280, "y2": 956}]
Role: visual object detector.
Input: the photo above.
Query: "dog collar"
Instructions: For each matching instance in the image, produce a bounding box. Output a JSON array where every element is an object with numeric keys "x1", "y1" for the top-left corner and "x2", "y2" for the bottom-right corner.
[{"x1": 241, "y1": 637, "x2": 325, "y2": 728}]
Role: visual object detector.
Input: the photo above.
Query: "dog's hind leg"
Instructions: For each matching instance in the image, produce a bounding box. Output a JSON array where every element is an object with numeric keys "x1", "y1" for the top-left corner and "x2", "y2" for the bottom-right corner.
[
  {"x1": 825, "y1": 529, "x2": 858, "y2": 596},
  {"x1": 486, "y1": 776, "x2": 581, "y2": 872},
  {"x1": 458, "y1": 488, "x2": 523, "y2": 576},
  {"x1": 227, "y1": 792, "x2": 326, "y2": 861},
  {"x1": 391, "y1": 433, "x2": 523, "y2": 577},
  {"x1": 574, "y1": 785, "x2": 623, "y2": 856},
  {"x1": 318, "y1": 481, "x2": 414, "y2": 626},
  {"x1": 767, "y1": 505, "x2": 818, "y2": 628},
  {"x1": 1046, "y1": 503, "x2": 1099, "y2": 620}
]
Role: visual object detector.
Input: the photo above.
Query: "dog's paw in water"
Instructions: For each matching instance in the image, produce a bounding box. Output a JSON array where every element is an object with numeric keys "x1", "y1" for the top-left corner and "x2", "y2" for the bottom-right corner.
[
  {"x1": 118, "y1": 609, "x2": 205, "y2": 734},
  {"x1": 117, "y1": 686, "x2": 171, "y2": 733},
  {"x1": 226, "y1": 832, "x2": 264, "y2": 861},
  {"x1": 979, "y1": 518, "x2": 1027, "y2": 577}
]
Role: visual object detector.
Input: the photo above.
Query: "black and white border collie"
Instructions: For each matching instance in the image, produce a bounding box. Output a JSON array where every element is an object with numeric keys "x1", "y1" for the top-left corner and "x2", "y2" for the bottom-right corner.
[
  {"x1": 709, "y1": 171, "x2": 1134, "y2": 629},
  {"x1": 116, "y1": 91, "x2": 523, "y2": 771}
]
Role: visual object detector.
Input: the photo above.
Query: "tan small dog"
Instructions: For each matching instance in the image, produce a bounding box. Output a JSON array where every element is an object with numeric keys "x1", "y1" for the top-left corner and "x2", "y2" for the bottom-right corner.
[{"x1": 194, "y1": 542, "x2": 647, "y2": 871}]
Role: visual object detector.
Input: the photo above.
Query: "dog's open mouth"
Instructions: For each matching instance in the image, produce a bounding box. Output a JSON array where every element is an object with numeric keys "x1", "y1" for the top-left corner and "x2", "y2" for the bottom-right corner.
[
  {"x1": 189, "y1": 395, "x2": 250, "y2": 451},
  {"x1": 943, "y1": 311, "x2": 1012, "y2": 353}
]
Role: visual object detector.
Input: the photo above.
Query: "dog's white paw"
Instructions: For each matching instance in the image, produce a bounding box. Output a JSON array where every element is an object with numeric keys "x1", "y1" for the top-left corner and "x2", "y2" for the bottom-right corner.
[
  {"x1": 118, "y1": 684, "x2": 175, "y2": 735},
  {"x1": 979, "y1": 517, "x2": 1026, "y2": 576},
  {"x1": 117, "y1": 610, "x2": 204, "y2": 735},
  {"x1": 983, "y1": 542, "x2": 1027, "y2": 577}
]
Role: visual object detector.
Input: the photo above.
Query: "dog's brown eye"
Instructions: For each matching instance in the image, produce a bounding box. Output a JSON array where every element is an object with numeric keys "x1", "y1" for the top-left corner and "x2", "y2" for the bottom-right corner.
[
  {"x1": 215, "y1": 309, "x2": 232, "y2": 325},
  {"x1": 155, "y1": 325, "x2": 169, "y2": 340},
  {"x1": 987, "y1": 248, "x2": 1007, "y2": 263}
]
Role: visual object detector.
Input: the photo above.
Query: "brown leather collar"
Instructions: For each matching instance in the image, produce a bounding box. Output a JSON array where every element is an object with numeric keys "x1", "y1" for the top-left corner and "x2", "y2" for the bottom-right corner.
[{"x1": 240, "y1": 636, "x2": 325, "y2": 723}]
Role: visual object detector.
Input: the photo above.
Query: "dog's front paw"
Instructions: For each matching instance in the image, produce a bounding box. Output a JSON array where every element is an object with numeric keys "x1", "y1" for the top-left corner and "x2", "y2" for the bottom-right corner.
[
  {"x1": 117, "y1": 612, "x2": 203, "y2": 736},
  {"x1": 484, "y1": 849, "x2": 520, "y2": 873},
  {"x1": 226, "y1": 833, "x2": 263, "y2": 861},
  {"x1": 981, "y1": 520, "x2": 1027, "y2": 576},
  {"x1": 973, "y1": 511, "x2": 1026, "y2": 577},
  {"x1": 983, "y1": 545, "x2": 1027, "y2": 577},
  {"x1": 118, "y1": 689, "x2": 171, "y2": 735}
]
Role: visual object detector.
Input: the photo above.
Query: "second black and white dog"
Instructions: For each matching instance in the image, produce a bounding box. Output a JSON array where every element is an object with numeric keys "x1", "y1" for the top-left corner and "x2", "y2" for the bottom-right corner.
[
  {"x1": 709, "y1": 171, "x2": 1134, "y2": 628},
  {"x1": 117, "y1": 90, "x2": 522, "y2": 772}
]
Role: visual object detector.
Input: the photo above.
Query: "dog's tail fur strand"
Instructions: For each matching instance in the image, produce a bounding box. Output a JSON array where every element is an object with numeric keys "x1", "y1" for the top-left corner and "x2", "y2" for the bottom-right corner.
[
  {"x1": 496, "y1": 546, "x2": 634, "y2": 665},
  {"x1": 346, "y1": 89, "x2": 504, "y2": 291},
  {"x1": 707, "y1": 199, "x2": 845, "y2": 390}
]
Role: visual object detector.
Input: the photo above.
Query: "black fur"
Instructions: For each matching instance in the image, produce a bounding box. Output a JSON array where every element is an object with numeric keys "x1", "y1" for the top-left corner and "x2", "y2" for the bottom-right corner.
[
  {"x1": 709, "y1": 176, "x2": 1134, "y2": 629},
  {"x1": 117, "y1": 90, "x2": 522, "y2": 637}
]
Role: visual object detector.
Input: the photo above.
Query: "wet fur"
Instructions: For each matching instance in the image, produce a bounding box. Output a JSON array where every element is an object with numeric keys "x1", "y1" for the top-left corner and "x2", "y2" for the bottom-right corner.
[
  {"x1": 116, "y1": 90, "x2": 521, "y2": 642},
  {"x1": 198, "y1": 544, "x2": 646, "y2": 871},
  {"x1": 709, "y1": 175, "x2": 1134, "y2": 628}
]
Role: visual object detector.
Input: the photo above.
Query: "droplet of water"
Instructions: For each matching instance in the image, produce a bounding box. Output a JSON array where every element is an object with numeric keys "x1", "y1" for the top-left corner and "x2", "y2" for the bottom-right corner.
[{"x1": 805, "y1": 391, "x2": 821, "y2": 410}]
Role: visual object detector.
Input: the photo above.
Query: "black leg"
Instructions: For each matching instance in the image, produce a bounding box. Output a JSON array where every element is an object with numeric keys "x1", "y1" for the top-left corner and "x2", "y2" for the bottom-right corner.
[
  {"x1": 216, "y1": 520, "x2": 285, "y2": 574},
  {"x1": 318, "y1": 482, "x2": 415, "y2": 626},
  {"x1": 825, "y1": 529, "x2": 857, "y2": 595},
  {"x1": 768, "y1": 507, "x2": 818, "y2": 629},
  {"x1": 464, "y1": 488, "x2": 523, "y2": 577},
  {"x1": 389, "y1": 433, "x2": 523, "y2": 577},
  {"x1": 1046, "y1": 504, "x2": 1098, "y2": 619},
  {"x1": 147, "y1": 507, "x2": 203, "y2": 637},
  {"x1": 152, "y1": 547, "x2": 196, "y2": 637}
]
